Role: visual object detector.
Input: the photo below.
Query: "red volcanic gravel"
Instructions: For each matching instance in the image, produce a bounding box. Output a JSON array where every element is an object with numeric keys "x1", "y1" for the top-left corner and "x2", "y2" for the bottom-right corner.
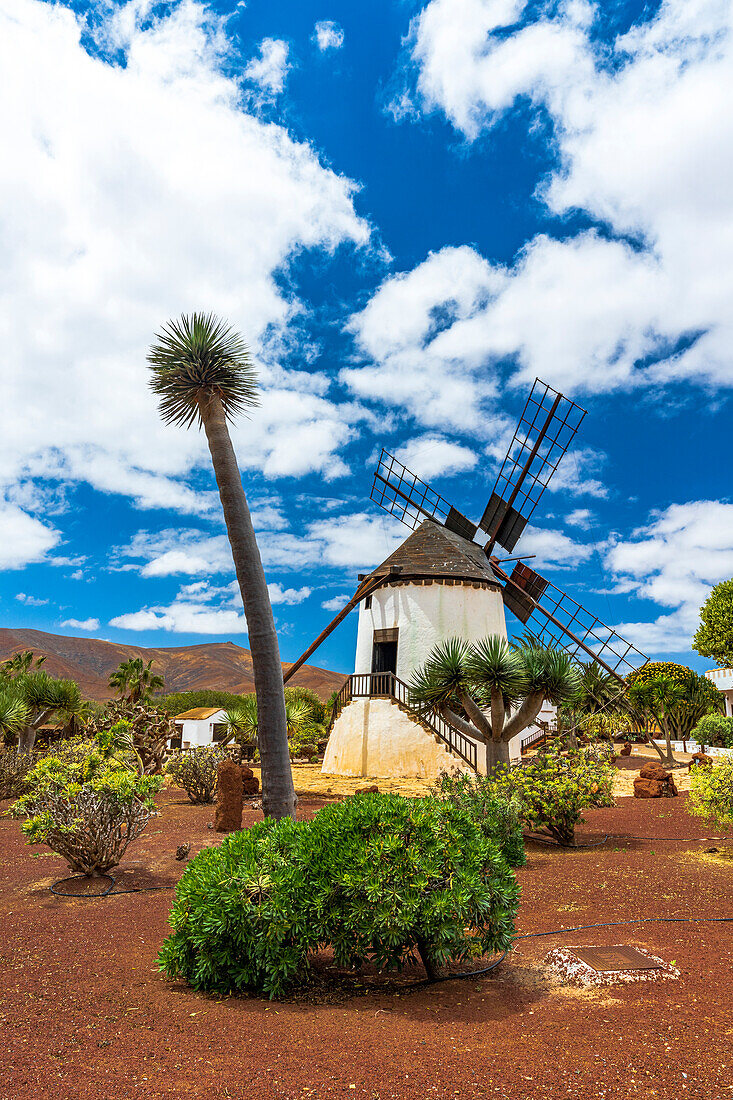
[{"x1": 1, "y1": 788, "x2": 732, "y2": 1100}]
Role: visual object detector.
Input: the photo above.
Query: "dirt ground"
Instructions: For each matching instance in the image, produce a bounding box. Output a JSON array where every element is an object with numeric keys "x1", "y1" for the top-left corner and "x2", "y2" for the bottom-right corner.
[
  {"x1": 1, "y1": 764, "x2": 732, "y2": 1100},
  {"x1": 289, "y1": 743, "x2": 700, "y2": 800}
]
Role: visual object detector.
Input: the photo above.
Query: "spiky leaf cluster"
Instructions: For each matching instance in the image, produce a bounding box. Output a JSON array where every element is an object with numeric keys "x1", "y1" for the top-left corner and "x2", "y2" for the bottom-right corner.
[{"x1": 147, "y1": 312, "x2": 259, "y2": 428}]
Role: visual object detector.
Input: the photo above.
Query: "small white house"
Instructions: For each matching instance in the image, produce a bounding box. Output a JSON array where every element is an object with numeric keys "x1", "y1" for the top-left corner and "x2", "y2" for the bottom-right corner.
[
  {"x1": 705, "y1": 668, "x2": 733, "y2": 717},
  {"x1": 171, "y1": 707, "x2": 228, "y2": 750},
  {"x1": 323, "y1": 519, "x2": 529, "y2": 780}
]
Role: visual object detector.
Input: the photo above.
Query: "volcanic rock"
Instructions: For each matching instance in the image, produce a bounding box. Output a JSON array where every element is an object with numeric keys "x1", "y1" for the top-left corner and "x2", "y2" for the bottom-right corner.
[
  {"x1": 241, "y1": 764, "x2": 260, "y2": 797},
  {"x1": 215, "y1": 758, "x2": 243, "y2": 832},
  {"x1": 620, "y1": 742, "x2": 632, "y2": 757},
  {"x1": 634, "y1": 762, "x2": 678, "y2": 798}
]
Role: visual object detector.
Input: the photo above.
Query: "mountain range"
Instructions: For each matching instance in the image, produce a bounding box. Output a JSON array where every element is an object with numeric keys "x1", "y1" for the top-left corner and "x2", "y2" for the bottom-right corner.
[{"x1": 0, "y1": 628, "x2": 346, "y2": 702}]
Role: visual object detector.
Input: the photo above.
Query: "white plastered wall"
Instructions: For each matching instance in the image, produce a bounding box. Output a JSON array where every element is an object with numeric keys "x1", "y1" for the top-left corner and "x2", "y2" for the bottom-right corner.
[
  {"x1": 322, "y1": 697, "x2": 472, "y2": 779},
  {"x1": 174, "y1": 710, "x2": 226, "y2": 748},
  {"x1": 322, "y1": 580, "x2": 522, "y2": 778},
  {"x1": 354, "y1": 581, "x2": 508, "y2": 681}
]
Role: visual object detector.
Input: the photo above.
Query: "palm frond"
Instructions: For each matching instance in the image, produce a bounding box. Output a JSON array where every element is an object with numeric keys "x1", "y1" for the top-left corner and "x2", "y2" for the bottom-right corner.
[
  {"x1": 147, "y1": 312, "x2": 259, "y2": 429},
  {"x1": 466, "y1": 635, "x2": 528, "y2": 709}
]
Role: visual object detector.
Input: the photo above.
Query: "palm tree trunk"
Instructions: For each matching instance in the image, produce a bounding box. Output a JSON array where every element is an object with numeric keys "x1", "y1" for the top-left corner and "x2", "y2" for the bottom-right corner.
[
  {"x1": 199, "y1": 393, "x2": 296, "y2": 821},
  {"x1": 485, "y1": 739, "x2": 510, "y2": 773}
]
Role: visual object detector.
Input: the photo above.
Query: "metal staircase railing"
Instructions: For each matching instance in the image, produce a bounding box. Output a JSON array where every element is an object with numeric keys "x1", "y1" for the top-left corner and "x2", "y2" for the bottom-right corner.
[{"x1": 329, "y1": 672, "x2": 478, "y2": 772}]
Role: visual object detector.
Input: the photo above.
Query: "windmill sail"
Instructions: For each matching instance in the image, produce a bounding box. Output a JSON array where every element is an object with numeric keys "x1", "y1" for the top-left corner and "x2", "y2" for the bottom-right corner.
[
  {"x1": 496, "y1": 561, "x2": 646, "y2": 680},
  {"x1": 370, "y1": 449, "x2": 478, "y2": 539},
  {"x1": 482, "y1": 379, "x2": 587, "y2": 553}
]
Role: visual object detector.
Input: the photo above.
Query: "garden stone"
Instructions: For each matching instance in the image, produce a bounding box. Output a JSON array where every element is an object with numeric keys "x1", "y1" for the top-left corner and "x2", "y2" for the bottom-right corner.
[
  {"x1": 620, "y1": 742, "x2": 632, "y2": 757},
  {"x1": 241, "y1": 764, "x2": 260, "y2": 798},
  {"x1": 634, "y1": 761, "x2": 678, "y2": 798},
  {"x1": 215, "y1": 758, "x2": 243, "y2": 832},
  {"x1": 689, "y1": 753, "x2": 713, "y2": 772}
]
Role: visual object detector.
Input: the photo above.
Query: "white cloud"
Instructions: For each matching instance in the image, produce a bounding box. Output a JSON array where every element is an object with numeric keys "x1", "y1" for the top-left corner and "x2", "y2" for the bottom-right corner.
[
  {"x1": 387, "y1": 0, "x2": 733, "y2": 397},
  {"x1": 545, "y1": 448, "x2": 608, "y2": 500},
  {"x1": 15, "y1": 592, "x2": 50, "y2": 606},
  {"x1": 61, "y1": 617, "x2": 100, "y2": 631},
  {"x1": 267, "y1": 583, "x2": 312, "y2": 605},
  {"x1": 514, "y1": 525, "x2": 593, "y2": 569},
  {"x1": 0, "y1": 502, "x2": 59, "y2": 570},
  {"x1": 244, "y1": 37, "x2": 290, "y2": 101},
  {"x1": 109, "y1": 601, "x2": 247, "y2": 634},
  {"x1": 120, "y1": 509, "x2": 406, "y2": 579},
  {"x1": 395, "y1": 435, "x2": 477, "y2": 479},
  {"x1": 343, "y1": 246, "x2": 505, "y2": 430},
  {"x1": 565, "y1": 508, "x2": 594, "y2": 530},
  {"x1": 606, "y1": 501, "x2": 733, "y2": 653},
  {"x1": 0, "y1": 0, "x2": 368, "y2": 543},
  {"x1": 313, "y1": 20, "x2": 344, "y2": 52},
  {"x1": 322, "y1": 593, "x2": 351, "y2": 611}
]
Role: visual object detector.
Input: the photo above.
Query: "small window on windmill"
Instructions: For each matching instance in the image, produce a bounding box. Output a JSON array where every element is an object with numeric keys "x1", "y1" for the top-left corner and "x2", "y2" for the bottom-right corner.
[{"x1": 364, "y1": 594, "x2": 372, "y2": 609}]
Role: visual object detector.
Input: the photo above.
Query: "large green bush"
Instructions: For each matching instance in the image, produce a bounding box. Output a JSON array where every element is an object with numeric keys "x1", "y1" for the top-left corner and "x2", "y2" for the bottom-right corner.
[
  {"x1": 158, "y1": 792, "x2": 519, "y2": 998},
  {"x1": 431, "y1": 770, "x2": 525, "y2": 867},
  {"x1": 167, "y1": 746, "x2": 227, "y2": 804},
  {"x1": 691, "y1": 714, "x2": 733, "y2": 749},
  {"x1": 689, "y1": 756, "x2": 733, "y2": 827},
  {"x1": 489, "y1": 744, "x2": 614, "y2": 846},
  {"x1": 12, "y1": 733, "x2": 162, "y2": 874}
]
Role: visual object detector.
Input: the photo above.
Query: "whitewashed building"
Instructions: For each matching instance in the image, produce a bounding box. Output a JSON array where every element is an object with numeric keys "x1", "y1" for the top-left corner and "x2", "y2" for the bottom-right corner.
[
  {"x1": 705, "y1": 668, "x2": 733, "y2": 717},
  {"x1": 323, "y1": 519, "x2": 528, "y2": 779},
  {"x1": 171, "y1": 707, "x2": 228, "y2": 749}
]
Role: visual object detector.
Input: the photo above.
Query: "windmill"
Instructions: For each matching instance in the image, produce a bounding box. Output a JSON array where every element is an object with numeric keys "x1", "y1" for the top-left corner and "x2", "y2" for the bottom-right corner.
[{"x1": 285, "y1": 379, "x2": 646, "y2": 777}]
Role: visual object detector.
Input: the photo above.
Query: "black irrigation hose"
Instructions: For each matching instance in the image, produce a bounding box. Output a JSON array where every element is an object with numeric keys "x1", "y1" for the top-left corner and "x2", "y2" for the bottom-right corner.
[
  {"x1": 425, "y1": 913, "x2": 733, "y2": 986},
  {"x1": 50, "y1": 874, "x2": 175, "y2": 898},
  {"x1": 523, "y1": 832, "x2": 733, "y2": 848}
]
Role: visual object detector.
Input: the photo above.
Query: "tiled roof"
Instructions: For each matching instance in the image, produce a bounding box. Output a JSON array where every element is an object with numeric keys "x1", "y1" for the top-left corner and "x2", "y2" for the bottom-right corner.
[
  {"x1": 371, "y1": 519, "x2": 500, "y2": 586},
  {"x1": 173, "y1": 707, "x2": 223, "y2": 720}
]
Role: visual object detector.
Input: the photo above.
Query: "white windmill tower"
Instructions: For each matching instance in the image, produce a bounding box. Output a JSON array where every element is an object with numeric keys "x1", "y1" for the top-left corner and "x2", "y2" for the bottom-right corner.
[{"x1": 285, "y1": 380, "x2": 646, "y2": 780}]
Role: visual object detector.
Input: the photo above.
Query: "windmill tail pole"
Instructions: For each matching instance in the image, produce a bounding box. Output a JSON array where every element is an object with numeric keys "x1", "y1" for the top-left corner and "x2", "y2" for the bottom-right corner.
[{"x1": 283, "y1": 577, "x2": 382, "y2": 685}]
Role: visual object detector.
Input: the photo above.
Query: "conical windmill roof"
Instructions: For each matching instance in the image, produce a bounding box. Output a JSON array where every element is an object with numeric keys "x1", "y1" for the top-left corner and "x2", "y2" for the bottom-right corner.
[{"x1": 371, "y1": 519, "x2": 501, "y2": 586}]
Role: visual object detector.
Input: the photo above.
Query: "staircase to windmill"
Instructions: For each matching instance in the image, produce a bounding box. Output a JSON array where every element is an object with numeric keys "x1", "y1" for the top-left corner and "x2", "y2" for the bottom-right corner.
[
  {"x1": 328, "y1": 673, "x2": 551, "y2": 772},
  {"x1": 328, "y1": 672, "x2": 481, "y2": 771}
]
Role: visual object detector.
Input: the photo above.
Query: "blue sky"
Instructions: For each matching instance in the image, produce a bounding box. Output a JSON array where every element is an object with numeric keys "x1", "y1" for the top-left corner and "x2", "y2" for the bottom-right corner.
[{"x1": 2, "y1": 0, "x2": 732, "y2": 676}]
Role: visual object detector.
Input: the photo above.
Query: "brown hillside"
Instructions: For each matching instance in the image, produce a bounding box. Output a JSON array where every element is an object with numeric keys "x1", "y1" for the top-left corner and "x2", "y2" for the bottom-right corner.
[{"x1": 0, "y1": 628, "x2": 346, "y2": 702}]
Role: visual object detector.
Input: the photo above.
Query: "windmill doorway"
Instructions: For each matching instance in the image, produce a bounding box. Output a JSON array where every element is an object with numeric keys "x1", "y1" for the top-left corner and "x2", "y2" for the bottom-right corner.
[{"x1": 372, "y1": 628, "x2": 399, "y2": 676}]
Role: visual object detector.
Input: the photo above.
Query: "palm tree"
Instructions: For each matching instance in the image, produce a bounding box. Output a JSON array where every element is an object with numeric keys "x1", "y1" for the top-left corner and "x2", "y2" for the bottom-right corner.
[
  {"x1": 109, "y1": 658, "x2": 164, "y2": 703},
  {"x1": 147, "y1": 313, "x2": 296, "y2": 820},
  {"x1": 628, "y1": 676, "x2": 686, "y2": 766},
  {"x1": 13, "y1": 672, "x2": 83, "y2": 752},
  {"x1": 223, "y1": 694, "x2": 316, "y2": 749},
  {"x1": 0, "y1": 649, "x2": 46, "y2": 679},
  {"x1": 0, "y1": 688, "x2": 29, "y2": 743},
  {"x1": 409, "y1": 635, "x2": 580, "y2": 771}
]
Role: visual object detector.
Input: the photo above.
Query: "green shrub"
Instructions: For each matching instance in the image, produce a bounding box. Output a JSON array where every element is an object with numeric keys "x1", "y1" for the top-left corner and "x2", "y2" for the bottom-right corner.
[
  {"x1": 156, "y1": 689, "x2": 246, "y2": 716},
  {"x1": 167, "y1": 746, "x2": 226, "y2": 804},
  {"x1": 158, "y1": 792, "x2": 519, "y2": 999},
  {"x1": 582, "y1": 742, "x2": 617, "y2": 765},
  {"x1": 489, "y1": 744, "x2": 615, "y2": 846},
  {"x1": 284, "y1": 686, "x2": 325, "y2": 726},
  {"x1": 431, "y1": 770, "x2": 525, "y2": 867},
  {"x1": 689, "y1": 756, "x2": 733, "y2": 827},
  {"x1": 691, "y1": 714, "x2": 733, "y2": 749},
  {"x1": 0, "y1": 747, "x2": 36, "y2": 800},
  {"x1": 11, "y1": 734, "x2": 162, "y2": 875}
]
